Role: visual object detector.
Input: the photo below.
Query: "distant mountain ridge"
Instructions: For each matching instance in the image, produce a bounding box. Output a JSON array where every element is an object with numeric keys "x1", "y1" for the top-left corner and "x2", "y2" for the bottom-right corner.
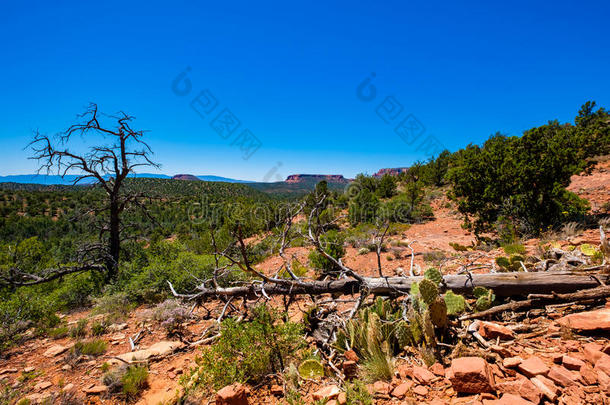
[
  {"x1": 373, "y1": 168, "x2": 409, "y2": 177},
  {"x1": 285, "y1": 174, "x2": 349, "y2": 184}
]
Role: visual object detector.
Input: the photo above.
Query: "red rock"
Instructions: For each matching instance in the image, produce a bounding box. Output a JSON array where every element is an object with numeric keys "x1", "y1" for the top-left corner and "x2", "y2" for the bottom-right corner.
[
  {"x1": 391, "y1": 382, "x2": 412, "y2": 399},
  {"x1": 43, "y1": 344, "x2": 69, "y2": 357},
  {"x1": 326, "y1": 400, "x2": 337, "y2": 405},
  {"x1": 337, "y1": 392, "x2": 347, "y2": 405},
  {"x1": 478, "y1": 322, "x2": 515, "y2": 340},
  {"x1": 531, "y1": 375, "x2": 559, "y2": 402},
  {"x1": 547, "y1": 366, "x2": 578, "y2": 387},
  {"x1": 557, "y1": 308, "x2": 610, "y2": 331},
  {"x1": 429, "y1": 362, "x2": 445, "y2": 377},
  {"x1": 372, "y1": 381, "x2": 390, "y2": 395},
  {"x1": 562, "y1": 355, "x2": 585, "y2": 370},
  {"x1": 495, "y1": 377, "x2": 542, "y2": 404},
  {"x1": 396, "y1": 364, "x2": 412, "y2": 379},
  {"x1": 580, "y1": 364, "x2": 597, "y2": 385},
  {"x1": 34, "y1": 381, "x2": 52, "y2": 391},
  {"x1": 584, "y1": 343, "x2": 604, "y2": 365},
  {"x1": 270, "y1": 385, "x2": 283, "y2": 396},
  {"x1": 517, "y1": 356, "x2": 549, "y2": 378},
  {"x1": 448, "y1": 357, "x2": 495, "y2": 394},
  {"x1": 344, "y1": 350, "x2": 359, "y2": 363},
  {"x1": 413, "y1": 365, "x2": 435, "y2": 384},
  {"x1": 0, "y1": 368, "x2": 17, "y2": 375},
  {"x1": 594, "y1": 353, "x2": 610, "y2": 375},
  {"x1": 217, "y1": 383, "x2": 249, "y2": 405},
  {"x1": 490, "y1": 345, "x2": 512, "y2": 358},
  {"x1": 412, "y1": 385, "x2": 428, "y2": 396},
  {"x1": 503, "y1": 357, "x2": 522, "y2": 368},
  {"x1": 498, "y1": 393, "x2": 535, "y2": 405},
  {"x1": 342, "y1": 360, "x2": 358, "y2": 378},
  {"x1": 83, "y1": 386, "x2": 108, "y2": 395},
  {"x1": 597, "y1": 370, "x2": 610, "y2": 394}
]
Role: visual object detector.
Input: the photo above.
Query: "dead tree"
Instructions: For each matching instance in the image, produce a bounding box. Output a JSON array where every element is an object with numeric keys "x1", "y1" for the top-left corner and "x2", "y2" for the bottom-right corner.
[{"x1": 21, "y1": 103, "x2": 159, "y2": 283}]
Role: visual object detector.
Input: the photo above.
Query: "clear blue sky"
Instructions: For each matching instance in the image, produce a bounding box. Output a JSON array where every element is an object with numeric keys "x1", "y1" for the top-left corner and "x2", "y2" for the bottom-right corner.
[{"x1": 1, "y1": 0, "x2": 609, "y2": 181}]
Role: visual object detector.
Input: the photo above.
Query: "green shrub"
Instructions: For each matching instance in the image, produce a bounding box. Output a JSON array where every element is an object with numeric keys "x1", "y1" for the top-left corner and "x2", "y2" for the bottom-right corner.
[
  {"x1": 72, "y1": 339, "x2": 107, "y2": 356},
  {"x1": 92, "y1": 292, "x2": 133, "y2": 322},
  {"x1": 121, "y1": 366, "x2": 149, "y2": 398},
  {"x1": 188, "y1": 305, "x2": 305, "y2": 390},
  {"x1": 501, "y1": 242, "x2": 526, "y2": 255},
  {"x1": 344, "y1": 380, "x2": 373, "y2": 405},
  {"x1": 69, "y1": 319, "x2": 88, "y2": 338},
  {"x1": 90, "y1": 321, "x2": 107, "y2": 336},
  {"x1": 308, "y1": 230, "x2": 345, "y2": 276},
  {"x1": 48, "y1": 326, "x2": 69, "y2": 339}
]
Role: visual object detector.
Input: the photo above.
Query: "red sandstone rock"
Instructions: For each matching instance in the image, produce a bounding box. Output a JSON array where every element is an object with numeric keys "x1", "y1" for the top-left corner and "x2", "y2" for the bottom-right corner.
[
  {"x1": 478, "y1": 322, "x2": 515, "y2": 340},
  {"x1": 429, "y1": 362, "x2": 445, "y2": 377},
  {"x1": 391, "y1": 382, "x2": 412, "y2": 399},
  {"x1": 580, "y1": 363, "x2": 598, "y2": 385},
  {"x1": 531, "y1": 375, "x2": 559, "y2": 402},
  {"x1": 496, "y1": 377, "x2": 542, "y2": 404},
  {"x1": 312, "y1": 385, "x2": 340, "y2": 401},
  {"x1": 594, "y1": 353, "x2": 610, "y2": 375},
  {"x1": 448, "y1": 357, "x2": 495, "y2": 394},
  {"x1": 413, "y1": 366, "x2": 435, "y2": 384},
  {"x1": 547, "y1": 366, "x2": 579, "y2": 387},
  {"x1": 562, "y1": 355, "x2": 585, "y2": 370},
  {"x1": 557, "y1": 308, "x2": 610, "y2": 331},
  {"x1": 216, "y1": 383, "x2": 249, "y2": 405}
]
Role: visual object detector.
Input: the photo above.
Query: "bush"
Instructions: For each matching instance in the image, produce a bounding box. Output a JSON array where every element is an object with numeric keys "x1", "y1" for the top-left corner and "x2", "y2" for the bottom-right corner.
[
  {"x1": 308, "y1": 230, "x2": 345, "y2": 276},
  {"x1": 151, "y1": 299, "x2": 191, "y2": 336},
  {"x1": 103, "y1": 365, "x2": 149, "y2": 399},
  {"x1": 188, "y1": 305, "x2": 305, "y2": 390},
  {"x1": 92, "y1": 292, "x2": 133, "y2": 322},
  {"x1": 69, "y1": 319, "x2": 88, "y2": 339},
  {"x1": 72, "y1": 339, "x2": 107, "y2": 356},
  {"x1": 48, "y1": 326, "x2": 69, "y2": 339}
]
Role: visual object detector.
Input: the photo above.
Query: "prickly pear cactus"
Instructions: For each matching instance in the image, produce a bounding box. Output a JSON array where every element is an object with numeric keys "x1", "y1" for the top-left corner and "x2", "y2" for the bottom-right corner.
[
  {"x1": 475, "y1": 295, "x2": 492, "y2": 311},
  {"x1": 422, "y1": 311, "x2": 436, "y2": 347},
  {"x1": 472, "y1": 286, "x2": 489, "y2": 298},
  {"x1": 424, "y1": 268, "x2": 443, "y2": 285},
  {"x1": 410, "y1": 281, "x2": 419, "y2": 296},
  {"x1": 394, "y1": 320, "x2": 413, "y2": 348},
  {"x1": 298, "y1": 359, "x2": 325, "y2": 379},
  {"x1": 429, "y1": 296, "x2": 448, "y2": 328},
  {"x1": 409, "y1": 313, "x2": 423, "y2": 344},
  {"x1": 444, "y1": 291, "x2": 466, "y2": 315},
  {"x1": 580, "y1": 244, "x2": 598, "y2": 256},
  {"x1": 419, "y1": 278, "x2": 439, "y2": 305}
]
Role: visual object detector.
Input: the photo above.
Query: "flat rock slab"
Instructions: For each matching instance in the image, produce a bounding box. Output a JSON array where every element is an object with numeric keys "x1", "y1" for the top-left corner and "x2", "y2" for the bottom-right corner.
[
  {"x1": 557, "y1": 307, "x2": 610, "y2": 331},
  {"x1": 110, "y1": 341, "x2": 184, "y2": 364},
  {"x1": 43, "y1": 344, "x2": 69, "y2": 357}
]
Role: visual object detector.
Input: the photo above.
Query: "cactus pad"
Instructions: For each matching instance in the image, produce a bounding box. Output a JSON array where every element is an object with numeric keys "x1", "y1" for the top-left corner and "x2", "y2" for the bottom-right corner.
[
  {"x1": 424, "y1": 268, "x2": 443, "y2": 285},
  {"x1": 419, "y1": 278, "x2": 439, "y2": 305},
  {"x1": 444, "y1": 291, "x2": 466, "y2": 315},
  {"x1": 429, "y1": 296, "x2": 448, "y2": 328},
  {"x1": 298, "y1": 359, "x2": 325, "y2": 379}
]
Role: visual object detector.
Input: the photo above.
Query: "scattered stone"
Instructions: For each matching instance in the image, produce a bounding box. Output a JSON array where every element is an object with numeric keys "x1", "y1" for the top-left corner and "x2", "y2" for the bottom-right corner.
[
  {"x1": 110, "y1": 341, "x2": 184, "y2": 364},
  {"x1": 270, "y1": 384, "x2": 283, "y2": 396},
  {"x1": 517, "y1": 356, "x2": 549, "y2": 378},
  {"x1": 490, "y1": 345, "x2": 512, "y2": 358},
  {"x1": 23, "y1": 367, "x2": 35, "y2": 373},
  {"x1": 372, "y1": 380, "x2": 390, "y2": 395},
  {"x1": 547, "y1": 366, "x2": 578, "y2": 387},
  {"x1": 43, "y1": 344, "x2": 69, "y2": 357},
  {"x1": 552, "y1": 353, "x2": 563, "y2": 364},
  {"x1": 342, "y1": 360, "x2": 358, "y2": 378},
  {"x1": 430, "y1": 362, "x2": 445, "y2": 377},
  {"x1": 337, "y1": 392, "x2": 347, "y2": 405},
  {"x1": 412, "y1": 385, "x2": 428, "y2": 396},
  {"x1": 62, "y1": 383, "x2": 75, "y2": 392},
  {"x1": 594, "y1": 353, "x2": 610, "y2": 375},
  {"x1": 0, "y1": 368, "x2": 17, "y2": 375},
  {"x1": 562, "y1": 355, "x2": 585, "y2": 370},
  {"x1": 312, "y1": 385, "x2": 340, "y2": 401},
  {"x1": 61, "y1": 364, "x2": 71, "y2": 371},
  {"x1": 598, "y1": 370, "x2": 610, "y2": 394},
  {"x1": 396, "y1": 364, "x2": 412, "y2": 379},
  {"x1": 448, "y1": 357, "x2": 495, "y2": 393},
  {"x1": 34, "y1": 381, "x2": 52, "y2": 391},
  {"x1": 391, "y1": 381, "x2": 412, "y2": 399},
  {"x1": 478, "y1": 322, "x2": 515, "y2": 340},
  {"x1": 344, "y1": 350, "x2": 359, "y2": 363},
  {"x1": 326, "y1": 400, "x2": 337, "y2": 405},
  {"x1": 531, "y1": 375, "x2": 559, "y2": 402},
  {"x1": 413, "y1": 366, "x2": 435, "y2": 384},
  {"x1": 498, "y1": 393, "x2": 535, "y2": 405},
  {"x1": 496, "y1": 377, "x2": 542, "y2": 404},
  {"x1": 584, "y1": 342, "x2": 604, "y2": 365},
  {"x1": 216, "y1": 383, "x2": 249, "y2": 405},
  {"x1": 580, "y1": 364, "x2": 597, "y2": 385},
  {"x1": 503, "y1": 357, "x2": 522, "y2": 368},
  {"x1": 557, "y1": 308, "x2": 610, "y2": 331},
  {"x1": 108, "y1": 323, "x2": 128, "y2": 331},
  {"x1": 83, "y1": 385, "x2": 108, "y2": 395}
]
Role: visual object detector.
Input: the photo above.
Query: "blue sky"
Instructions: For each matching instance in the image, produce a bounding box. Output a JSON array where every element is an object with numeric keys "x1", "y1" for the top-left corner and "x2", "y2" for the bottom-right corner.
[{"x1": 1, "y1": 0, "x2": 609, "y2": 181}]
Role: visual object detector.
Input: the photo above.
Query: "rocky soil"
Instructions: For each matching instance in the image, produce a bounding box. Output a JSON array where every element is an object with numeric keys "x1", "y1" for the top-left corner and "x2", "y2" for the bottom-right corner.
[{"x1": 1, "y1": 161, "x2": 609, "y2": 404}]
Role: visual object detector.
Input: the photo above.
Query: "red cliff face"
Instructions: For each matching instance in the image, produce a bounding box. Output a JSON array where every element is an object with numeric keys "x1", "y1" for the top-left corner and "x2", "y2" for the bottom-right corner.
[
  {"x1": 373, "y1": 168, "x2": 409, "y2": 177},
  {"x1": 285, "y1": 174, "x2": 349, "y2": 184}
]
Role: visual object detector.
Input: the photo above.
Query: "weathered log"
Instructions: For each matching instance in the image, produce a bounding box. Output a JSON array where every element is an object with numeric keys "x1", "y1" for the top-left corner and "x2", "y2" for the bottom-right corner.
[
  {"x1": 169, "y1": 271, "x2": 610, "y2": 301},
  {"x1": 459, "y1": 284, "x2": 610, "y2": 320}
]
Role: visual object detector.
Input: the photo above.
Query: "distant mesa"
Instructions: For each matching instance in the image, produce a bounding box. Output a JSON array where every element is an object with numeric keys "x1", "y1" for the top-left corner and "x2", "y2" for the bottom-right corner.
[
  {"x1": 172, "y1": 174, "x2": 200, "y2": 181},
  {"x1": 373, "y1": 168, "x2": 409, "y2": 177},
  {"x1": 285, "y1": 174, "x2": 349, "y2": 184}
]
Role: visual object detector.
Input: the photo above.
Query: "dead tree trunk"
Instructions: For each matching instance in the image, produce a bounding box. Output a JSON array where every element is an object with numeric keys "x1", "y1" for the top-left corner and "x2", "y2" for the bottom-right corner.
[{"x1": 169, "y1": 271, "x2": 610, "y2": 301}]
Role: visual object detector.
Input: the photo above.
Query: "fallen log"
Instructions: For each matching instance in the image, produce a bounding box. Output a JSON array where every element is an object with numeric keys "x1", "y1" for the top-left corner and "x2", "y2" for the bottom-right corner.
[
  {"x1": 459, "y1": 284, "x2": 610, "y2": 320},
  {"x1": 170, "y1": 271, "x2": 610, "y2": 300}
]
